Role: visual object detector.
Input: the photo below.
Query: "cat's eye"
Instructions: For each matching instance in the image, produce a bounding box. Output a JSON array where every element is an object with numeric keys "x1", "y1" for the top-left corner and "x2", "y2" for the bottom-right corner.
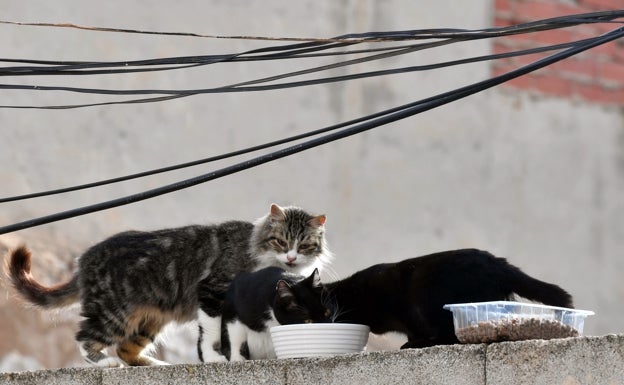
[
  {"x1": 269, "y1": 237, "x2": 287, "y2": 249},
  {"x1": 304, "y1": 319, "x2": 314, "y2": 324},
  {"x1": 298, "y1": 243, "x2": 317, "y2": 253},
  {"x1": 324, "y1": 308, "x2": 331, "y2": 318}
]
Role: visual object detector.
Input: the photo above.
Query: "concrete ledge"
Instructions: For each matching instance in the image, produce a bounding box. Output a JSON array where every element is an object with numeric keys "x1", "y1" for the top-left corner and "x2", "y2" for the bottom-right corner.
[
  {"x1": 2, "y1": 335, "x2": 622, "y2": 385},
  {"x1": 486, "y1": 334, "x2": 624, "y2": 385}
]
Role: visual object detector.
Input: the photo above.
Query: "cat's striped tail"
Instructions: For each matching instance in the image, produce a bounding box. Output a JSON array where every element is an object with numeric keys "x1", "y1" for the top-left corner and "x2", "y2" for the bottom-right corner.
[{"x1": 5, "y1": 245, "x2": 79, "y2": 308}]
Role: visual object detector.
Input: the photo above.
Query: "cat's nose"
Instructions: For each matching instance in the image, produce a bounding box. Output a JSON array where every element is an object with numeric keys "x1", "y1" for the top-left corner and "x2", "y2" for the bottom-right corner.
[{"x1": 286, "y1": 255, "x2": 297, "y2": 262}]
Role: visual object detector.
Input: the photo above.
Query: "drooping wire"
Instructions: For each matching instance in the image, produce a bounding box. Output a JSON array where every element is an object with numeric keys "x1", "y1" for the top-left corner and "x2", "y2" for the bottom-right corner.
[
  {"x1": 0, "y1": 10, "x2": 622, "y2": 109},
  {"x1": 0, "y1": 37, "x2": 604, "y2": 204},
  {"x1": 0, "y1": 10, "x2": 621, "y2": 200},
  {"x1": 0, "y1": 9, "x2": 621, "y2": 64},
  {"x1": 1, "y1": 25, "x2": 622, "y2": 235},
  {"x1": 0, "y1": 38, "x2": 598, "y2": 97}
]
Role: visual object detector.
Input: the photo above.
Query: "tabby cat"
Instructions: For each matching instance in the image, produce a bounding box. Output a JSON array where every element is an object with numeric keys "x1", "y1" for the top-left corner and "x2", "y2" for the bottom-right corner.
[
  {"x1": 312, "y1": 249, "x2": 573, "y2": 348},
  {"x1": 6, "y1": 204, "x2": 331, "y2": 366}
]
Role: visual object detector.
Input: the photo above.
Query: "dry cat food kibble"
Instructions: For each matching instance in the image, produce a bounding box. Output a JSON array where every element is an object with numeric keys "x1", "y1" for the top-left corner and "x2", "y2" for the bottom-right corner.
[{"x1": 456, "y1": 318, "x2": 580, "y2": 343}]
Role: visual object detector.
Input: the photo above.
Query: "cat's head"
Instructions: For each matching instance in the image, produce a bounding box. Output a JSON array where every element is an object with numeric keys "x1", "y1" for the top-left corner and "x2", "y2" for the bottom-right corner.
[
  {"x1": 273, "y1": 268, "x2": 333, "y2": 325},
  {"x1": 252, "y1": 204, "x2": 332, "y2": 275}
]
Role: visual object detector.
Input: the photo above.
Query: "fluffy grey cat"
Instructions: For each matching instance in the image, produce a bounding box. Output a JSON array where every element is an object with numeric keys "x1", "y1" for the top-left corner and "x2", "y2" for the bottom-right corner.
[{"x1": 6, "y1": 204, "x2": 331, "y2": 367}]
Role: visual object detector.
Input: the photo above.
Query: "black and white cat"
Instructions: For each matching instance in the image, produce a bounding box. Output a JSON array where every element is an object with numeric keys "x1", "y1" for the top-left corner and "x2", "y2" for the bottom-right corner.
[{"x1": 212, "y1": 267, "x2": 331, "y2": 361}]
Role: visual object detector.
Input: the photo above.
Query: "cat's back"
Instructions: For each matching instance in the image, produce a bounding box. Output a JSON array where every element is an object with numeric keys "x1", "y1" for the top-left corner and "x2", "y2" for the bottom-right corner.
[
  {"x1": 78, "y1": 222, "x2": 251, "y2": 266},
  {"x1": 398, "y1": 248, "x2": 497, "y2": 269},
  {"x1": 229, "y1": 267, "x2": 287, "y2": 298},
  {"x1": 392, "y1": 248, "x2": 511, "y2": 288},
  {"x1": 82, "y1": 225, "x2": 202, "y2": 254},
  {"x1": 224, "y1": 267, "x2": 291, "y2": 321},
  {"x1": 342, "y1": 249, "x2": 498, "y2": 280},
  {"x1": 214, "y1": 220, "x2": 255, "y2": 247},
  {"x1": 333, "y1": 262, "x2": 400, "y2": 293}
]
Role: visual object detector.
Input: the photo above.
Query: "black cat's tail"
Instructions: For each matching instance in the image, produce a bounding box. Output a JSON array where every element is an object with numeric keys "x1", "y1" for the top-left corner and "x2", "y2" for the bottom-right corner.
[
  {"x1": 5, "y1": 245, "x2": 79, "y2": 308},
  {"x1": 501, "y1": 258, "x2": 574, "y2": 308}
]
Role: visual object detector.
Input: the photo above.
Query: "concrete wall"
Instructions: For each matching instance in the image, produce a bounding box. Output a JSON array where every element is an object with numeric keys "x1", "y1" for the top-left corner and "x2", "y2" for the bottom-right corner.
[
  {"x1": 2, "y1": 335, "x2": 623, "y2": 385},
  {"x1": 1, "y1": 0, "x2": 623, "y2": 371}
]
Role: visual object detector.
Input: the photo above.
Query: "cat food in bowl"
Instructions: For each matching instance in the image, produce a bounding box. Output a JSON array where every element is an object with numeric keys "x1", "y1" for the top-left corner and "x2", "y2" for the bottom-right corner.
[
  {"x1": 270, "y1": 323, "x2": 370, "y2": 359},
  {"x1": 443, "y1": 301, "x2": 594, "y2": 344}
]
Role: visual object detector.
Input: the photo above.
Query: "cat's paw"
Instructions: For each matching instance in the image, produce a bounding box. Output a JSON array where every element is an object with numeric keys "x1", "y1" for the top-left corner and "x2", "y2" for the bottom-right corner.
[
  {"x1": 201, "y1": 352, "x2": 228, "y2": 363},
  {"x1": 228, "y1": 354, "x2": 246, "y2": 362},
  {"x1": 93, "y1": 357, "x2": 125, "y2": 368},
  {"x1": 145, "y1": 358, "x2": 170, "y2": 366},
  {"x1": 124, "y1": 356, "x2": 171, "y2": 366}
]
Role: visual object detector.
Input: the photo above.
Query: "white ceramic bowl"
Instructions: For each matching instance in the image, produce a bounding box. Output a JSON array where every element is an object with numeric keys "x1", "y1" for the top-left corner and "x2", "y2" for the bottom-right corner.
[{"x1": 270, "y1": 323, "x2": 370, "y2": 359}]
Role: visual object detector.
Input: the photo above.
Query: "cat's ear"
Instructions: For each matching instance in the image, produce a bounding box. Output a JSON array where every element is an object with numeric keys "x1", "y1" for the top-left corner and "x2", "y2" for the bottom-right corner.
[
  {"x1": 276, "y1": 280, "x2": 298, "y2": 309},
  {"x1": 305, "y1": 268, "x2": 322, "y2": 288},
  {"x1": 308, "y1": 214, "x2": 326, "y2": 228},
  {"x1": 312, "y1": 268, "x2": 322, "y2": 288},
  {"x1": 276, "y1": 280, "x2": 294, "y2": 299},
  {"x1": 270, "y1": 204, "x2": 287, "y2": 221}
]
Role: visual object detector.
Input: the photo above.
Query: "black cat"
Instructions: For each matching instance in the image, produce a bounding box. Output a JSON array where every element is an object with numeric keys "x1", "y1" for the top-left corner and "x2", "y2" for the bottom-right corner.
[{"x1": 321, "y1": 248, "x2": 573, "y2": 348}]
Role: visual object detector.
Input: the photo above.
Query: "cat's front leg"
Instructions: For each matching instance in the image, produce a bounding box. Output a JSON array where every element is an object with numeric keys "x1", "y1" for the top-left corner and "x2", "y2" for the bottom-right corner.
[
  {"x1": 197, "y1": 310, "x2": 228, "y2": 363},
  {"x1": 226, "y1": 320, "x2": 249, "y2": 362},
  {"x1": 78, "y1": 341, "x2": 125, "y2": 368}
]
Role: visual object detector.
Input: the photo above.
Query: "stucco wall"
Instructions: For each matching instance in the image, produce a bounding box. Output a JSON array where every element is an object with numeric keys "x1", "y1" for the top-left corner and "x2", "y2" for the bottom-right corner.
[{"x1": 1, "y1": 0, "x2": 622, "y2": 370}]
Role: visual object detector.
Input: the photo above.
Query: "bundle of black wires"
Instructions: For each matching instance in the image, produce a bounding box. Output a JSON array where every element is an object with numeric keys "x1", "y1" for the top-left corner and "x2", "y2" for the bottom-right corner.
[{"x1": 0, "y1": 10, "x2": 622, "y2": 234}]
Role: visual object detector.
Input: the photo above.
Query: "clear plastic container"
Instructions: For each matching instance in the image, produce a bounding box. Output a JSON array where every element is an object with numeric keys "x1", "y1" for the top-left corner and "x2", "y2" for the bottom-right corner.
[{"x1": 443, "y1": 301, "x2": 595, "y2": 343}]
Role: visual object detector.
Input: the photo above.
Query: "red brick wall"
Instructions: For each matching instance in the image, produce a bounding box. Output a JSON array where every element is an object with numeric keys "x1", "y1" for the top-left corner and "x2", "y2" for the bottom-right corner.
[{"x1": 493, "y1": 0, "x2": 623, "y2": 105}]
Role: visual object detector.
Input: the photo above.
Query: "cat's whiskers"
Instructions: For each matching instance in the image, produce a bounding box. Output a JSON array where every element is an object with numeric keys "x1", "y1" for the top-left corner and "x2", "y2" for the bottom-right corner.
[
  {"x1": 326, "y1": 267, "x2": 341, "y2": 282},
  {"x1": 319, "y1": 287, "x2": 344, "y2": 323}
]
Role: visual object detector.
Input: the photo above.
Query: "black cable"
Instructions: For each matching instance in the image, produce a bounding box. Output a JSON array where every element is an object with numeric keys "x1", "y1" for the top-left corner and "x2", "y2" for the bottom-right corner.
[
  {"x1": 0, "y1": 42, "x2": 359, "y2": 76},
  {"x1": 0, "y1": 11, "x2": 621, "y2": 109},
  {"x1": 0, "y1": 33, "x2": 608, "y2": 110},
  {"x1": 0, "y1": 37, "x2": 596, "y2": 97},
  {"x1": 1, "y1": 10, "x2": 620, "y2": 43},
  {"x1": 0, "y1": 39, "x2": 458, "y2": 108},
  {"x1": 1, "y1": 25, "x2": 621, "y2": 235},
  {"x1": 0, "y1": 37, "x2": 599, "y2": 203},
  {"x1": 0, "y1": 11, "x2": 620, "y2": 77}
]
